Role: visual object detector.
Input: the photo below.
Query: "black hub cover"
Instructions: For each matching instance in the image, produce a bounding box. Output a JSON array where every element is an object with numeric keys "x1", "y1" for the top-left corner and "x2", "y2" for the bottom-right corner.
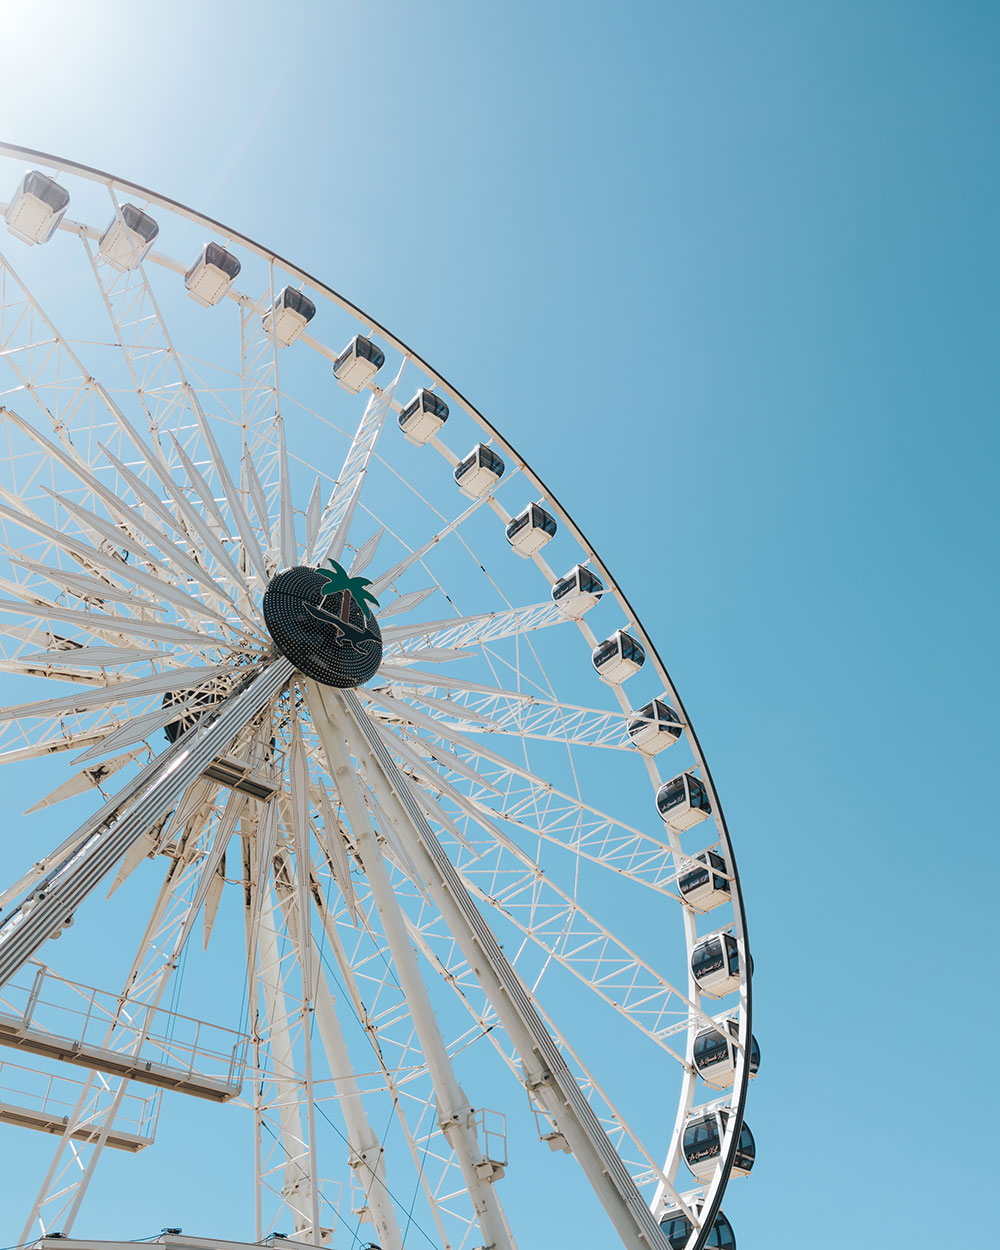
[{"x1": 262, "y1": 563, "x2": 383, "y2": 688}]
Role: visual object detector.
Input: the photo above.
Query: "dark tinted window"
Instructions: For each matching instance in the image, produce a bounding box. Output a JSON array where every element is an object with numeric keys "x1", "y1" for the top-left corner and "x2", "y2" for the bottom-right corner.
[
  {"x1": 709, "y1": 1214, "x2": 736, "y2": 1250},
  {"x1": 736, "y1": 1124, "x2": 755, "y2": 1169},
  {"x1": 679, "y1": 864, "x2": 709, "y2": 895},
  {"x1": 281, "y1": 288, "x2": 316, "y2": 322},
  {"x1": 694, "y1": 1029, "x2": 729, "y2": 1069},
  {"x1": 24, "y1": 171, "x2": 69, "y2": 212},
  {"x1": 121, "y1": 203, "x2": 159, "y2": 243},
  {"x1": 529, "y1": 504, "x2": 556, "y2": 534},
  {"x1": 692, "y1": 937, "x2": 723, "y2": 977},
  {"x1": 356, "y1": 335, "x2": 385, "y2": 367},
  {"x1": 657, "y1": 778, "x2": 686, "y2": 813},
  {"x1": 480, "y1": 446, "x2": 505, "y2": 474},
  {"x1": 659, "y1": 1215, "x2": 692, "y2": 1249},
  {"x1": 204, "y1": 242, "x2": 240, "y2": 278},
  {"x1": 552, "y1": 575, "x2": 574, "y2": 600}
]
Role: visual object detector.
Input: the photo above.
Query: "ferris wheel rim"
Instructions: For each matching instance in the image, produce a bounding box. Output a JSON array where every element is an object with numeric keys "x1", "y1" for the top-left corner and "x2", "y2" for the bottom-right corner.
[{"x1": 0, "y1": 138, "x2": 754, "y2": 1249}]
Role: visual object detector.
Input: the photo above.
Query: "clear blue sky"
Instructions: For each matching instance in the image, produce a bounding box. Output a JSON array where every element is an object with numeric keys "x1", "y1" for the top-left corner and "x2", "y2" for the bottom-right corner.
[{"x1": 0, "y1": 2, "x2": 997, "y2": 1246}]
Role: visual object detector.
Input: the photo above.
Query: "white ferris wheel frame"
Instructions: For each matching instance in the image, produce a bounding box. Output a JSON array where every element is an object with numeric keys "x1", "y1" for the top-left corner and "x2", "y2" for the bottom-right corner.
[{"x1": 0, "y1": 140, "x2": 754, "y2": 1250}]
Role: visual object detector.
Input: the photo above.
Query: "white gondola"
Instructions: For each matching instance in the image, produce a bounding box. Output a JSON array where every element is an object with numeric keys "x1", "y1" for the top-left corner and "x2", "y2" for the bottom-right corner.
[
  {"x1": 691, "y1": 933, "x2": 742, "y2": 997},
  {"x1": 398, "y1": 388, "x2": 449, "y2": 444},
  {"x1": 262, "y1": 286, "x2": 316, "y2": 347},
  {"x1": 678, "y1": 850, "x2": 731, "y2": 912},
  {"x1": 4, "y1": 170, "x2": 69, "y2": 244},
  {"x1": 627, "y1": 698, "x2": 682, "y2": 754},
  {"x1": 333, "y1": 333, "x2": 385, "y2": 392},
  {"x1": 592, "y1": 629, "x2": 644, "y2": 684},
  {"x1": 505, "y1": 502, "x2": 556, "y2": 557},
  {"x1": 551, "y1": 564, "x2": 604, "y2": 619},
  {"x1": 655, "y1": 769, "x2": 711, "y2": 831},
  {"x1": 693, "y1": 1016, "x2": 760, "y2": 1090},
  {"x1": 682, "y1": 1108, "x2": 755, "y2": 1181},
  {"x1": 98, "y1": 203, "x2": 159, "y2": 270},
  {"x1": 184, "y1": 242, "x2": 241, "y2": 307},
  {"x1": 659, "y1": 1196, "x2": 736, "y2": 1250},
  {"x1": 454, "y1": 443, "x2": 505, "y2": 498}
]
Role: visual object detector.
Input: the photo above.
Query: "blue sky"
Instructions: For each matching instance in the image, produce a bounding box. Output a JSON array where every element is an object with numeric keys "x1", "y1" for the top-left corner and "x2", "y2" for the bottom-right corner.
[{"x1": 0, "y1": 2, "x2": 996, "y2": 1246}]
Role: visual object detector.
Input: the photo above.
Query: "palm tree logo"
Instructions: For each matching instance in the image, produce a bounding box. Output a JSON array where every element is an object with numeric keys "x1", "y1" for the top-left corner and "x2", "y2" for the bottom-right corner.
[{"x1": 315, "y1": 558, "x2": 380, "y2": 625}]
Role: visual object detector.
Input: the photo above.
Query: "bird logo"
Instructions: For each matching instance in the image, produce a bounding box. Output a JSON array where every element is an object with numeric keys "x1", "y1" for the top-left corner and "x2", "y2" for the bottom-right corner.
[{"x1": 315, "y1": 558, "x2": 381, "y2": 624}]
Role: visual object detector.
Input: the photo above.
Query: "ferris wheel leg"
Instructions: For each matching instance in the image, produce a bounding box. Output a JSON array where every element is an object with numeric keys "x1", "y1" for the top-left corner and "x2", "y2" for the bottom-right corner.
[
  {"x1": 307, "y1": 680, "x2": 518, "y2": 1250},
  {"x1": 270, "y1": 849, "x2": 406, "y2": 1250},
  {"x1": 19, "y1": 775, "x2": 236, "y2": 1241},
  {"x1": 256, "y1": 887, "x2": 324, "y2": 1241},
  {"x1": 327, "y1": 686, "x2": 672, "y2": 1250}
]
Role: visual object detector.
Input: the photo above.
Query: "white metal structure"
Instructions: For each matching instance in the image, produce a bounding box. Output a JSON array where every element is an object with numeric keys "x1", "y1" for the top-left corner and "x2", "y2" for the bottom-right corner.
[{"x1": 0, "y1": 143, "x2": 754, "y2": 1250}]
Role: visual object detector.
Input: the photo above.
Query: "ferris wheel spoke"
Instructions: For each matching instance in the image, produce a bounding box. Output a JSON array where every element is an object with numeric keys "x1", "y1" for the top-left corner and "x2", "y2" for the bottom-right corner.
[
  {"x1": 0, "y1": 662, "x2": 231, "y2": 724},
  {"x1": 0, "y1": 593, "x2": 226, "y2": 650},
  {"x1": 0, "y1": 401, "x2": 237, "y2": 611},
  {"x1": 187, "y1": 402, "x2": 271, "y2": 586},
  {"x1": 388, "y1": 681, "x2": 639, "y2": 751},
  {"x1": 98, "y1": 435, "x2": 259, "y2": 624},
  {"x1": 404, "y1": 755, "x2": 688, "y2": 896},
  {"x1": 12, "y1": 558, "x2": 170, "y2": 617},
  {"x1": 309, "y1": 366, "x2": 403, "y2": 565},
  {"x1": 384, "y1": 769, "x2": 702, "y2": 1052},
  {"x1": 0, "y1": 656, "x2": 292, "y2": 987},
  {"x1": 398, "y1": 600, "x2": 569, "y2": 656},
  {"x1": 347, "y1": 525, "x2": 384, "y2": 577},
  {"x1": 22, "y1": 537, "x2": 246, "y2": 640},
  {"x1": 365, "y1": 495, "x2": 490, "y2": 598}
]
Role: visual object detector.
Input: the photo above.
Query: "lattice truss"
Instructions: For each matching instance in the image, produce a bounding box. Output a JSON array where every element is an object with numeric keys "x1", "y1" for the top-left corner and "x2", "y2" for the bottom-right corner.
[{"x1": 0, "y1": 150, "x2": 753, "y2": 1250}]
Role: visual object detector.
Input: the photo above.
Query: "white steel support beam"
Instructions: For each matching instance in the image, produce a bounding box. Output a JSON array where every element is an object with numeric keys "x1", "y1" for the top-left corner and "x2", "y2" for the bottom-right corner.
[
  {"x1": 19, "y1": 775, "x2": 229, "y2": 1240},
  {"x1": 325, "y1": 685, "x2": 672, "y2": 1250},
  {"x1": 256, "y1": 889, "x2": 320, "y2": 1241},
  {"x1": 0, "y1": 657, "x2": 294, "y2": 987},
  {"x1": 273, "y1": 850, "x2": 404, "y2": 1250},
  {"x1": 306, "y1": 681, "x2": 516, "y2": 1250}
]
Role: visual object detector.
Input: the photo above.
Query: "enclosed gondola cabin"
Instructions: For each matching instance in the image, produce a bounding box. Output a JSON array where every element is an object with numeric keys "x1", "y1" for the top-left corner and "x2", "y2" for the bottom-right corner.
[
  {"x1": 184, "y1": 243, "x2": 241, "y2": 307},
  {"x1": 398, "y1": 388, "x2": 449, "y2": 444},
  {"x1": 682, "y1": 1109, "x2": 755, "y2": 1181},
  {"x1": 691, "y1": 933, "x2": 742, "y2": 997},
  {"x1": 591, "y1": 629, "x2": 644, "y2": 684},
  {"x1": 678, "y1": 851, "x2": 731, "y2": 912},
  {"x1": 333, "y1": 334, "x2": 385, "y2": 392},
  {"x1": 4, "y1": 171, "x2": 69, "y2": 244},
  {"x1": 506, "y1": 502, "x2": 557, "y2": 558},
  {"x1": 693, "y1": 1017, "x2": 760, "y2": 1090},
  {"x1": 454, "y1": 443, "x2": 505, "y2": 498},
  {"x1": 659, "y1": 1200, "x2": 735, "y2": 1250},
  {"x1": 98, "y1": 203, "x2": 159, "y2": 270},
  {"x1": 627, "y1": 698, "x2": 682, "y2": 755},
  {"x1": 551, "y1": 564, "x2": 604, "y2": 619},
  {"x1": 263, "y1": 287, "x2": 316, "y2": 347},
  {"x1": 656, "y1": 770, "x2": 711, "y2": 831}
]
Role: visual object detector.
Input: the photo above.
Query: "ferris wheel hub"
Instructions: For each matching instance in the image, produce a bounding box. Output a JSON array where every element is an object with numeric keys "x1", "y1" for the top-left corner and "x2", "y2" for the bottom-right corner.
[{"x1": 261, "y1": 564, "x2": 383, "y2": 688}]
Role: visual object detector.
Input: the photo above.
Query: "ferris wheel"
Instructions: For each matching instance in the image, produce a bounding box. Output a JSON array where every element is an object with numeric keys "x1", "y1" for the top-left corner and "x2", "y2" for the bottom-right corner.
[{"x1": 0, "y1": 142, "x2": 755, "y2": 1250}]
